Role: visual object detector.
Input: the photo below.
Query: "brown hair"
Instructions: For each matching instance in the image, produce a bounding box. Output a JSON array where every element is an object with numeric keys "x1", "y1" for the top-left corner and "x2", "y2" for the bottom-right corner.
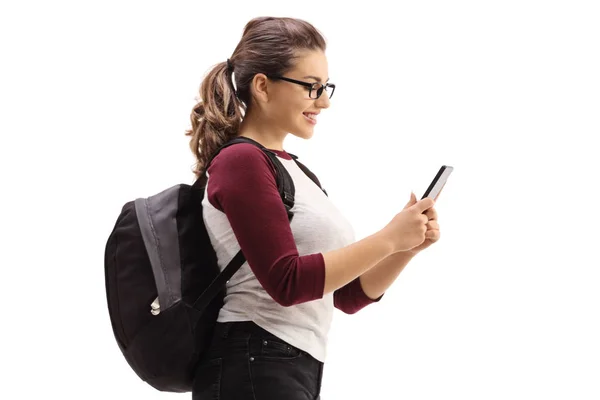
[{"x1": 185, "y1": 17, "x2": 327, "y2": 178}]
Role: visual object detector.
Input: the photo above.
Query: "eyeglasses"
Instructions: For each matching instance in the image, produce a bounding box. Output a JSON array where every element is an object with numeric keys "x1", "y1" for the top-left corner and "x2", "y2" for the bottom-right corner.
[{"x1": 268, "y1": 75, "x2": 336, "y2": 100}]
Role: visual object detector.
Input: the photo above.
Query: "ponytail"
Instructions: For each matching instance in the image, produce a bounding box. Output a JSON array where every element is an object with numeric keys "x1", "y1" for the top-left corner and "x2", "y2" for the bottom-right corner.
[{"x1": 185, "y1": 61, "x2": 244, "y2": 178}]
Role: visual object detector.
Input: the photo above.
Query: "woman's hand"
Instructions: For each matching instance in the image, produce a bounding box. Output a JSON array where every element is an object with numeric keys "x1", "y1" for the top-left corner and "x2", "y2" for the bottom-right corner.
[{"x1": 403, "y1": 192, "x2": 441, "y2": 255}]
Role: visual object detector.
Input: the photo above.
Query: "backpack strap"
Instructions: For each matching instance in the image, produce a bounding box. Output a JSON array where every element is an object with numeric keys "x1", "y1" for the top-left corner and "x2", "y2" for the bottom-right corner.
[
  {"x1": 288, "y1": 153, "x2": 328, "y2": 197},
  {"x1": 191, "y1": 136, "x2": 296, "y2": 313},
  {"x1": 197, "y1": 136, "x2": 297, "y2": 220}
]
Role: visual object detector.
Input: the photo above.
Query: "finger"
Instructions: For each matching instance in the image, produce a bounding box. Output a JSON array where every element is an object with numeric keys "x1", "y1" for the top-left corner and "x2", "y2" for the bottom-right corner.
[
  {"x1": 413, "y1": 197, "x2": 435, "y2": 213},
  {"x1": 427, "y1": 220, "x2": 439, "y2": 231},
  {"x1": 431, "y1": 208, "x2": 438, "y2": 220},
  {"x1": 424, "y1": 208, "x2": 438, "y2": 221},
  {"x1": 404, "y1": 192, "x2": 417, "y2": 209},
  {"x1": 425, "y1": 229, "x2": 440, "y2": 241}
]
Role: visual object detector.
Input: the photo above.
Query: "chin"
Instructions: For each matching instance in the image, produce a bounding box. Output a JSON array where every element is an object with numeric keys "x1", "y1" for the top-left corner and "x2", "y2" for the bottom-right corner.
[
  {"x1": 291, "y1": 130, "x2": 315, "y2": 140},
  {"x1": 291, "y1": 123, "x2": 316, "y2": 140}
]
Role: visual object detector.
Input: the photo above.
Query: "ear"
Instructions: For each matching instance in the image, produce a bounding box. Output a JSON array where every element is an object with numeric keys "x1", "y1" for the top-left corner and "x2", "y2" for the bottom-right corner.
[{"x1": 250, "y1": 73, "x2": 270, "y2": 105}]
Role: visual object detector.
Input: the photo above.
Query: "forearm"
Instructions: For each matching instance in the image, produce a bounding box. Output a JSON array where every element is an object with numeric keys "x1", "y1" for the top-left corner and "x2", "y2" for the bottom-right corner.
[
  {"x1": 322, "y1": 230, "x2": 395, "y2": 295},
  {"x1": 359, "y1": 250, "x2": 416, "y2": 299}
]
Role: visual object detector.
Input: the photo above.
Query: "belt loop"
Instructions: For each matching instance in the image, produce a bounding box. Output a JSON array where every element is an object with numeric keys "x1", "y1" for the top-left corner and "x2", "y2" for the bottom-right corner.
[{"x1": 222, "y1": 322, "x2": 232, "y2": 339}]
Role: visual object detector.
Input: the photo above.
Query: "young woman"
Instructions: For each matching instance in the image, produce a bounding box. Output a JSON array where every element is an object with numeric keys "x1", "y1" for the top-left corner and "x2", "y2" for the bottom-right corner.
[{"x1": 187, "y1": 16, "x2": 440, "y2": 400}]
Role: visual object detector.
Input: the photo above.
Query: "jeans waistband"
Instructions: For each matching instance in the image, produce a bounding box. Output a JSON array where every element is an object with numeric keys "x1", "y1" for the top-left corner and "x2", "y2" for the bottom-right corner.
[{"x1": 214, "y1": 320, "x2": 268, "y2": 339}]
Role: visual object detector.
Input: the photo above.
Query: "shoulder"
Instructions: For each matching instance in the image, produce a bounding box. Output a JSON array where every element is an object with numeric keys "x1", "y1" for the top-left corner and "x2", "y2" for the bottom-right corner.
[
  {"x1": 208, "y1": 143, "x2": 273, "y2": 174},
  {"x1": 205, "y1": 142, "x2": 279, "y2": 209}
]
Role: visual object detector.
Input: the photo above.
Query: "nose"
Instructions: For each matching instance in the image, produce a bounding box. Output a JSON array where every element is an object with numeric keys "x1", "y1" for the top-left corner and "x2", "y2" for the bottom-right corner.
[{"x1": 315, "y1": 92, "x2": 331, "y2": 109}]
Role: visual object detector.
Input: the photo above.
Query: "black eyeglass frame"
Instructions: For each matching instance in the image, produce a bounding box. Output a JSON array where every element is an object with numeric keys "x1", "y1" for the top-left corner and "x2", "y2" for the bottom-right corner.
[{"x1": 267, "y1": 75, "x2": 336, "y2": 100}]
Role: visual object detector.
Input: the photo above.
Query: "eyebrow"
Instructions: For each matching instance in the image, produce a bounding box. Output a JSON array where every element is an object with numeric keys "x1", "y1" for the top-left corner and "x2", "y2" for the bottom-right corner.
[{"x1": 303, "y1": 75, "x2": 330, "y2": 83}]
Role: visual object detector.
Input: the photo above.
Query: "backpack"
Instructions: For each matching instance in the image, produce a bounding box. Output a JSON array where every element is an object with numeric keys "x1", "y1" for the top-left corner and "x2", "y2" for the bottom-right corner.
[{"x1": 104, "y1": 136, "x2": 326, "y2": 393}]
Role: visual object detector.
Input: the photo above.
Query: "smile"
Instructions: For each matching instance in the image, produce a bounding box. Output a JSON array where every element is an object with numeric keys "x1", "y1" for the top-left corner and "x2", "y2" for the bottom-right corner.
[{"x1": 303, "y1": 112, "x2": 318, "y2": 125}]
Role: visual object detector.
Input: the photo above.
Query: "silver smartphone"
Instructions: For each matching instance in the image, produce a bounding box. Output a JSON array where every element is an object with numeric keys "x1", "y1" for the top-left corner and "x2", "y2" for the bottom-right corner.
[{"x1": 421, "y1": 165, "x2": 453, "y2": 200}]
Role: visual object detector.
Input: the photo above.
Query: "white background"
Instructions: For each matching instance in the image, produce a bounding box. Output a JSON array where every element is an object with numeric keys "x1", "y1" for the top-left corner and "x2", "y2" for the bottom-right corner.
[{"x1": 2, "y1": 0, "x2": 599, "y2": 399}]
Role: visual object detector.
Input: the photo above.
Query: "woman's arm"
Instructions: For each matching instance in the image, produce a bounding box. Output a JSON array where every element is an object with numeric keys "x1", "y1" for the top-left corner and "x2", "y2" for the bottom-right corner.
[
  {"x1": 358, "y1": 251, "x2": 415, "y2": 300},
  {"x1": 332, "y1": 251, "x2": 415, "y2": 314},
  {"x1": 207, "y1": 144, "x2": 398, "y2": 306}
]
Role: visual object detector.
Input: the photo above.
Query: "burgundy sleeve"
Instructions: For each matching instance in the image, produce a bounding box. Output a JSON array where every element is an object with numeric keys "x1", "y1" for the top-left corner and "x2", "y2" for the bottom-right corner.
[
  {"x1": 206, "y1": 143, "x2": 326, "y2": 307},
  {"x1": 333, "y1": 277, "x2": 383, "y2": 314}
]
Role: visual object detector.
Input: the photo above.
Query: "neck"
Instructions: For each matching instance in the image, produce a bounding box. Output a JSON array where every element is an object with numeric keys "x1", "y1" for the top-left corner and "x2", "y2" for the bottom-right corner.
[{"x1": 238, "y1": 108, "x2": 287, "y2": 151}]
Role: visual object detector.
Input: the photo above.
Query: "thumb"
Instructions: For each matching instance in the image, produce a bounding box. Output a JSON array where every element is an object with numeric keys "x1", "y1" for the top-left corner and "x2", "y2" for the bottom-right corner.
[
  {"x1": 412, "y1": 197, "x2": 435, "y2": 213},
  {"x1": 404, "y1": 191, "x2": 417, "y2": 208}
]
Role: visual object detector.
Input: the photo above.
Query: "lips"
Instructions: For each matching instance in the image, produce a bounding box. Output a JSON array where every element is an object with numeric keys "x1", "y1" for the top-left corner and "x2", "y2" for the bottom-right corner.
[{"x1": 303, "y1": 112, "x2": 318, "y2": 124}]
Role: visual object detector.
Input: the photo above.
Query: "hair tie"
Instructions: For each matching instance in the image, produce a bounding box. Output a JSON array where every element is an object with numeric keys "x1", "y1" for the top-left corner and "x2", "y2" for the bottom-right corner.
[{"x1": 226, "y1": 58, "x2": 238, "y2": 97}]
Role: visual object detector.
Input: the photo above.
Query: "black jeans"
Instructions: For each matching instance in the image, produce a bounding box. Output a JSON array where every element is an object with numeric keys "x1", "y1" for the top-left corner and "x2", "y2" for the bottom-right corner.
[{"x1": 193, "y1": 321, "x2": 324, "y2": 400}]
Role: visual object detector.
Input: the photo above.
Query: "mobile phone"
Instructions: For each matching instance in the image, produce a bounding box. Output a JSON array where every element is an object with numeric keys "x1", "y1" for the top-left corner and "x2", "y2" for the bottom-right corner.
[{"x1": 421, "y1": 165, "x2": 454, "y2": 200}]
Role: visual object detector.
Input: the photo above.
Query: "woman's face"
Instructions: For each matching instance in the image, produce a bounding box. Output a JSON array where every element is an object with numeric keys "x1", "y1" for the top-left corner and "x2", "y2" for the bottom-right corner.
[{"x1": 261, "y1": 50, "x2": 332, "y2": 140}]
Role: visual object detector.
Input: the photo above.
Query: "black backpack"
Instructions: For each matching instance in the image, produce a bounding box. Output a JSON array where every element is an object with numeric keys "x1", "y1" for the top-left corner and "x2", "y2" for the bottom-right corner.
[{"x1": 104, "y1": 136, "x2": 326, "y2": 393}]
